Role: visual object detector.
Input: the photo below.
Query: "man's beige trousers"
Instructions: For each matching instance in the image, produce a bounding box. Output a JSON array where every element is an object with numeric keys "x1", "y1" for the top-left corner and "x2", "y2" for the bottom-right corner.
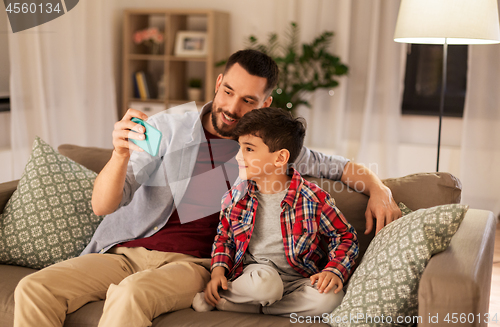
[{"x1": 14, "y1": 247, "x2": 211, "y2": 327}]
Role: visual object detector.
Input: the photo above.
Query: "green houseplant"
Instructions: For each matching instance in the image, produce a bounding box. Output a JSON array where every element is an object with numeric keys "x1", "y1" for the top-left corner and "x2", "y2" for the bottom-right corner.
[
  {"x1": 218, "y1": 22, "x2": 348, "y2": 113},
  {"x1": 187, "y1": 78, "x2": 203, "y2": 102},
  {"x1": 188, "y1": 78, "x2": 202, "y2": 89}
]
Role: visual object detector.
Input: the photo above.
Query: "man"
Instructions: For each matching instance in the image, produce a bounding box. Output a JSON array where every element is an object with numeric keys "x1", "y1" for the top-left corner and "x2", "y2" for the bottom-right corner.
[{"x1": 14, "y1": 50, "x2": 400, "y2": 327}]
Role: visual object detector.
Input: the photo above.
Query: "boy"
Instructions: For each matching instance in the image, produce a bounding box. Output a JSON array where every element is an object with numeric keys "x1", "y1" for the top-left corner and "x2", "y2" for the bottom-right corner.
[{"x1": 192, "y1": 107, "x2": 358, "y2": 317}]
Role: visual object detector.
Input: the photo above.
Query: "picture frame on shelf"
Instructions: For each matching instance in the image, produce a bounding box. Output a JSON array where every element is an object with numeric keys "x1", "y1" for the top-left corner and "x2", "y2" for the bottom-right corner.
[{"x1": 174, "y1": 31, "x2": 207, "y2": 57}]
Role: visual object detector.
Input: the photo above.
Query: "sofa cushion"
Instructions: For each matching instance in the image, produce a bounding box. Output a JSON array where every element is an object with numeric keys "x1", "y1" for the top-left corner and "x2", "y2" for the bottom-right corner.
[
  {"x1": 0, "y1": 181, "x2": 19, "y2": 214},
  {"x1": 154, "y1": 308, "x2": 328, "y2": 326},
  {"x1": 58, "y1": 144, "x2": 113, "y2": 174},
  {"x1": 0, "y1": 264, "x2": 36, "y2": 327},
  {"x1": 328, "y1": 204, "x2": 468, "y2": 326},
  {"x1": 0, "y1": 137, "x2": 104, "y2": 269}
]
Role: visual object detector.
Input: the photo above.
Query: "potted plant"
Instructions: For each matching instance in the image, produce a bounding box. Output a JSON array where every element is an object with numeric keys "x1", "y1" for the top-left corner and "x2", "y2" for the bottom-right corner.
[
  {"x1": 217, "y1": 22, "x2": 348, "y2": 114},
  {"x1": 187, "y1": 78, "x2": 203, "y2": 102}
]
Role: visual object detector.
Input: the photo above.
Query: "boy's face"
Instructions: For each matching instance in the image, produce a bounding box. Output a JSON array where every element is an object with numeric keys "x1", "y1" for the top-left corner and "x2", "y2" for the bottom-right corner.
[
  {"x1": 235, "y1": 134, "x2": 281, "y2": 181},
  {"x1": 211, "y1": 63, "x2": 273, "y2": 137}
]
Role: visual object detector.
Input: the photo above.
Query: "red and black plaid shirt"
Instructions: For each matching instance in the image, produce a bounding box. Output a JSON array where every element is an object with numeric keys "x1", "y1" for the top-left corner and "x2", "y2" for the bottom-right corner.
[{"x1": 211, "y1": 169, "x2": 358, "y2": 283}]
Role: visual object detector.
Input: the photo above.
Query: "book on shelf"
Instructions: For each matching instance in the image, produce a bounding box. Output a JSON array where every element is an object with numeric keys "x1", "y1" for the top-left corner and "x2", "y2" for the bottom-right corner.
[
  {"x1": 133, "y1": 71, "x2": 157, "y2": 99},
  {"x1": 132, "y1": 73, "x2": 140, "y2": 98},
  {"x1": 135, "y1": 71, "x2": 147, "y2": 99}
]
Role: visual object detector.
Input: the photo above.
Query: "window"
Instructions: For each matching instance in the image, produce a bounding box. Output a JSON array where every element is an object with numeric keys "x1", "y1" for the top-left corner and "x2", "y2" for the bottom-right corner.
[{"x1": 402, "y1": 44, "x2": 468, "y2": 117}]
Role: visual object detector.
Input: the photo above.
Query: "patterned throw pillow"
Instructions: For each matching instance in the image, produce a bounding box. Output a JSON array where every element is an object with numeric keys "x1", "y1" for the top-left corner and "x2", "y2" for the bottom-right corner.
[
  {"x1": 0, "y1": 137, "x2": 104, "y2": 269},
  {"x1": 398, "y1": 202, "x2": 413, "y2": 216},
  {"x1": 329, "y1": 203, "x2": 469, "y2": 327}
]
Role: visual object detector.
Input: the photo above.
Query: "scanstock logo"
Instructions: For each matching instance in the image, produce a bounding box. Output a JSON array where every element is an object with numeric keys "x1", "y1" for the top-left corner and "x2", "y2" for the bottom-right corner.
[{"x1": 4, "y1": 0, "x2": 79, "y2": 33}]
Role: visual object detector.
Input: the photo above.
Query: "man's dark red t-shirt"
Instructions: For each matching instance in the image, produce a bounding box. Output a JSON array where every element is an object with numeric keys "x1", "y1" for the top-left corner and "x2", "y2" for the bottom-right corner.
[{"x1": 117, "y1": 128, "x2": 239, "y2": 258}]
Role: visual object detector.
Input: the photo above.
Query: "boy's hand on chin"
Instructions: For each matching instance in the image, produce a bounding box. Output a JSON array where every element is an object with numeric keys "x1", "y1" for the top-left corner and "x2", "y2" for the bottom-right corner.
[{"x1": 310, "y1": 271, "x2": 343, "y2": 294}]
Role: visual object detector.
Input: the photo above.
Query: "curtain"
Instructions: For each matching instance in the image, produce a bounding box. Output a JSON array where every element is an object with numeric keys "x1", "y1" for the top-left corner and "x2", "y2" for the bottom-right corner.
[
  {"x1": 460, "y1": 43, "x2": 500, "y2": 216},
  {"x1": 273, "y1": 0, "x2": 405, "y2": 179},
  {"x1": 8, "y1": 0, "x2": 117, "y2": 180}
]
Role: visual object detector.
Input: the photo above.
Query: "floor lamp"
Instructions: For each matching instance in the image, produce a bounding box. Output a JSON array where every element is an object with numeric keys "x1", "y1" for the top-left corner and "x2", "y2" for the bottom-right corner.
[{"x1": 394, "y1": 0, "x2": 500, "y2": 172}]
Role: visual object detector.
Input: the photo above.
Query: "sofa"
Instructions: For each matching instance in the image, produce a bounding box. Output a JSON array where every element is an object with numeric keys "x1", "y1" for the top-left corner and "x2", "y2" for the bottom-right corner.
[{"x1": 0, "y1": 144, "x2": 497, "y2": 327}]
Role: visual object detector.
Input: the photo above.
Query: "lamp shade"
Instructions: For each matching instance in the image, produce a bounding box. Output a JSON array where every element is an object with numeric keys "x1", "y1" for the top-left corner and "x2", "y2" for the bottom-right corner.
[{"x1": 394, "y1": 0, "x2": 500, "y2": 44}]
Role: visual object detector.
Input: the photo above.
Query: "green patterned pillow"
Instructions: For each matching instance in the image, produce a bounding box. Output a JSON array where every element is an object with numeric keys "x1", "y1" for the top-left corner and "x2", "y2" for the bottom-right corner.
[
  {"x1": 398, "y1": 202, "x2": 413, "y2": 216},
  {"x1": 0, "y1": 137, "x2": 104, "y2": 269},
  {"x1": 329, "y1": 203, "x2": 468, "y2": 327}
]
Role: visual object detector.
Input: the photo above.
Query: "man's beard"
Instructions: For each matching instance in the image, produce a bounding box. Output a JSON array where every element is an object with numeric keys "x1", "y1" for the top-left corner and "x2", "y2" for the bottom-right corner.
[{"x1": 211, "y1": 100, "x2": 240, "y2": 138}]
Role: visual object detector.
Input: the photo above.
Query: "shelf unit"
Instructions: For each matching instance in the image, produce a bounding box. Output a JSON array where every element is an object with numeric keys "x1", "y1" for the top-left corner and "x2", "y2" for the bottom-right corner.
[{"x1": 122, "y1": 9, "x2": 230, "y2": 117}]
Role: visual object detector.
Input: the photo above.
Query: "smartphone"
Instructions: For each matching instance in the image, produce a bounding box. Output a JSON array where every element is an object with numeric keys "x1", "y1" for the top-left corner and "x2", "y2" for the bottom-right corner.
[{"x1": 130, "y1": 117, "x2": 162, "y2": 157}]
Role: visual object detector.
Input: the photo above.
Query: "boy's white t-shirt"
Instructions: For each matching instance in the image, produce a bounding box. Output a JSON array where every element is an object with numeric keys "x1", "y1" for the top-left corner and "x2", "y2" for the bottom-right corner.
[{"x1": 243, "y1": 188, "x2": 303, "y2": 279}]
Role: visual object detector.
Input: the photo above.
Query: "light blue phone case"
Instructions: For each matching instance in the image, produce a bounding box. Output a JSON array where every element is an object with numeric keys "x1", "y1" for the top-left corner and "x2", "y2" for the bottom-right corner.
[{"x1": 130, "y1": 117, "x2": 162, "y2": 157}]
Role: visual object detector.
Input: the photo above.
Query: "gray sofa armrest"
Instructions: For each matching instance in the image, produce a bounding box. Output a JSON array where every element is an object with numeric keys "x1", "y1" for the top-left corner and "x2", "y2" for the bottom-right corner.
[
  {"x1": 418, "y1": 209, "x2": 497, "y2": 327},
  {"x1": 0, "y1": 180, "x2": 19, "y2": 213}
]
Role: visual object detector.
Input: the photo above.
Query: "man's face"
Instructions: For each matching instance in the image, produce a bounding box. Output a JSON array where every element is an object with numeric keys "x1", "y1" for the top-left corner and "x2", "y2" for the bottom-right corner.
[
  {"x1": 211, "y1": 63, "x2": 272, "y2": 137},
  {"x1": 235, "y1": 134, "x2": 277, "y2": 181}
]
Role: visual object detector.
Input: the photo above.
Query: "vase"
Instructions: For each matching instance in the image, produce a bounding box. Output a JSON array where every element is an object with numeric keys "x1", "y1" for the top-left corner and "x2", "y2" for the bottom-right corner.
[
  {"x1": 145, "y1": 42, "x2": 161, "y2": 55},
  {"x1": 152, "y1": 43, "x2": 161, "y2": 55},
  {"x1": 187, "y1": 88, "x2": 202, "y2": 102}
]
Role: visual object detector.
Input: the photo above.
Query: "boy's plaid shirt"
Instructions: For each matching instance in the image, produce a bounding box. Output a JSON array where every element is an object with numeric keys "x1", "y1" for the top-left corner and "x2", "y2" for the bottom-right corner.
[{"x1": 211, "y1": 169, "x2": 358, "y2": 283}]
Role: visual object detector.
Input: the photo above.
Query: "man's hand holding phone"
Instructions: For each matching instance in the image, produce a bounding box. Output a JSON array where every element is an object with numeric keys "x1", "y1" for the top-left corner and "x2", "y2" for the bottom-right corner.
[
  {"x1": 92, "y1": 108, "x2": 150, "y2": 216},
  {"x1": 130, "y1": 117, "x2": 162, "y2": 157},
  {"x1": 112, "y1": 109, "x2": 149, "y2": 158}
]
